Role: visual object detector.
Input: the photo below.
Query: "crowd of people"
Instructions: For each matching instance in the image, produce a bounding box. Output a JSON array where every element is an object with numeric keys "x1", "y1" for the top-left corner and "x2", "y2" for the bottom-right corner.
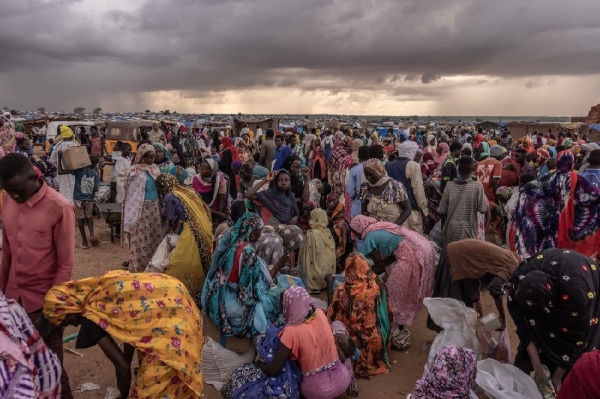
[{"x1": 1, "y1": 112, "x2": 600, "y2": 398}]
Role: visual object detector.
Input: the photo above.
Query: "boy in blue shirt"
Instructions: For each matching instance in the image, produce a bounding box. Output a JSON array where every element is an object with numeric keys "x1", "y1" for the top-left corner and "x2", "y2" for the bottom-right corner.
[{"x1": 58, "y1": 154, "x2": 100, "y2": 249}]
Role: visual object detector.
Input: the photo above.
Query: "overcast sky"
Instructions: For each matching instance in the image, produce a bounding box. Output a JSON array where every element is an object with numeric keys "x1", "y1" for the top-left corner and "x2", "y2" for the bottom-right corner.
[{"x1": 1, "y1": 0, "x2": 600, "y2": 116}]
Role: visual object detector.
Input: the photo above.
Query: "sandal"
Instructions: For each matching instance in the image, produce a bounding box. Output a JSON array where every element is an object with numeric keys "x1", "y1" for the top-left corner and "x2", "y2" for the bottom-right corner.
[
  {"x1": 80, "y1": 243, "x2": 89, "y2": 250},
  {"x1": 392, "y1": 328, "x2": 412, "y2": 350},
  {"x1": 89, "y1": 236, "x2": 100, "y2": 247}
]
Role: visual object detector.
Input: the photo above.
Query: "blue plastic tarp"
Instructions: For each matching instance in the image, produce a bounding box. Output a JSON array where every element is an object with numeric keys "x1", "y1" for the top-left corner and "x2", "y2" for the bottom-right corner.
[{"x1": 590, "y1": 124, "x2": 600, "y2": 132}]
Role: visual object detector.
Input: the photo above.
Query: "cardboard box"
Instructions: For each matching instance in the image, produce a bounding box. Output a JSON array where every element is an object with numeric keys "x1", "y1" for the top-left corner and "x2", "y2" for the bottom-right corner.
[
  {"x1": 202, "y1": 312, "x2": 253, "y2": 354},
  {"x1": 62, "y1": 146, "x2": 91, "y2": 170}
]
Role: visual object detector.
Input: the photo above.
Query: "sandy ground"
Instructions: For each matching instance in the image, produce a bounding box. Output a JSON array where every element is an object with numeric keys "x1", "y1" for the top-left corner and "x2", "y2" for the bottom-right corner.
[{"x1": 53, "y1": 220, "x2": 520, "y2": 398}]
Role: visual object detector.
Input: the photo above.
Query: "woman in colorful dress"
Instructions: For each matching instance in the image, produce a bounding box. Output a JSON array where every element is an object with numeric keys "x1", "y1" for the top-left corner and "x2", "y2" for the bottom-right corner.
[
  {"x1": 327, "y1": 252, "x2": 392, "y2": 378},
  {"x1": 257, "y1": 286, "x2": 354, "y2": 399},
  {"x1": 515, "y1": 151, "x2": 600, "y2": 260},
  {"x1": 122, "y1": 143, "x2": 164, "y2": 272},
  {"x1": 201, "y1": 213, "x2": 285, "y2": 338},
  {"x1": 328, "y1": 136, "x2": 353, "y2": 203},
  {"x1": 356, "y1": 158, "x2": 411, "y2": 225},
  {"x1": 192, "y1": 158, "x2": 230, "y2": 228},
  {"x1": 409, "y1": 346, "x2": 478, "y2": 399},
  {"x1": 153, "y1": 174, "x2": 213, "y2": 301},
  {"x1": 350, "y1": 215, "x2": 436, "y2": 350},
  {"x1": 40, "y1": 271, "x2": 204, "y2": 399},
  {"x1": 327, "y1": 200, "x2": 353, "y2": 272},
  {"x1": 309, "y1": 137, "x2": 327, "y2": 181},
  {"x1": 508, "y1": 248, "x2": 600, "y2": 392}
]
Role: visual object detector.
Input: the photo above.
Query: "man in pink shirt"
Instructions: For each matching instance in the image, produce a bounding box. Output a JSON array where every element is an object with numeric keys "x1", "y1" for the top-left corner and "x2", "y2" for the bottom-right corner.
[{"x1": 0, "y1": 154, "x2": 75, "y2": 399}]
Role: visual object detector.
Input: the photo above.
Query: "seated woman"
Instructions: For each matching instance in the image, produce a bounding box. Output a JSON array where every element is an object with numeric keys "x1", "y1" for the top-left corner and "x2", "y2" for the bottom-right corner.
[
  {"x1": 429, "y1": 239, "x2": 522, "y2": 331},
  {"x1": 39, "y1": 271, "x2": 204, "y2": 399},
  {"x1": 280, "y1": 154, "x2": 310, "y2": 205},
  {"x1": 201, "y1": 213, "x2": 287, "y2": 338},
  {"x1": 356, "y1": 158, "x2": 411, "y2": 225},
  {"x1": 508, "y1": 248, "x2": 600, "y2": 393},
  {"x1": 350, "y1": 215, "x2": 436, "y2": 350},
  {"x1": 257, "y1": 286, "x2": 354, "y2": 399},
  {"x1": 221, "y1": 324, "x2": 302, "y2": 399},
  {"x1": 193, "y1": 158, "x2": 230, "y2": 228},
  {"x1": 408, "y1": 345, "x2": 478, "y2": 399},
  {"x1": 254, "y1": 224, "x2": 304, "y2": 274},
  {"x1": 299, "y1": 208, "x2": 337, "y2": 294},
  {"x1": 152, "y1": 174, "x2": 214, "y2": 302},
  {"x1": 327, "y1": 252, "x2": 393, "y2": 378},
  {"x1": 245, "y1": 170, "x2": 299, "y2": 227}
]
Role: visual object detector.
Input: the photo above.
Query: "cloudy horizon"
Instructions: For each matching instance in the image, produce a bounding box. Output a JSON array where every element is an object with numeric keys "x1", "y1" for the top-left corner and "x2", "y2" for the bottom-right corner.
[{"x1": 1, "y1": 0, "x2": 600, "y2": 116}]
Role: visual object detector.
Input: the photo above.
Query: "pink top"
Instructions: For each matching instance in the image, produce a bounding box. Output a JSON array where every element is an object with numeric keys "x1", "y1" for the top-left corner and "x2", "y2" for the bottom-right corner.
[{"x1": 0, "y1": 181, "x2": 75, "y2": 313}]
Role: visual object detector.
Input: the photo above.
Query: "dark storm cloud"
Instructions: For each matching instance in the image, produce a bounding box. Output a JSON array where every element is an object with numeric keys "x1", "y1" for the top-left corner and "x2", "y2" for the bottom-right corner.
[{"x1": 1, "y1": 0, "x2": 600, "y2": 110}]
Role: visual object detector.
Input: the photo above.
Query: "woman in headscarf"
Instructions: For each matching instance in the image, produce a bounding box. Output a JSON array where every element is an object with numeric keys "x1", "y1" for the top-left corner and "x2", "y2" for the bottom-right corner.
[
  {"x1": 433, "y1": 142, "x2": 449, "y2": 165},
  {"x1": 328, "y1": 135, "x2": 353, "y2": 203},
  {"x1": 219, "y1": 136, "x2": 240, "y2": 197},
  {"x1": 245, "y1": 170, "x2": 300, "y2": 227},
  {"x1": 235, "y1": 138, "x2": 252, "y2": 164},
  {"x1": 122, "y1": 143, "x2": 164, "y2": 272},
  {"x1": 201, "y1": 213, "x2": 284, "y2": 337},
  {"x1": 557, "y1": 350, "x2": 600, "y2": 399},
  {"x1": 193, "y1": 158, "x2": 230, "y2": 228},
  {"x1": 220, "y1": 323, "x2": 302, "y2": 399},
  {"x1": 254, "y1": 224, "x2": 304, "y2": 270},
  {"x1": 577, "y1": 142, "x2": 600, "y2": 173},
  {"x1": 508, "y1": 249, "x2": 600, "y2": 391},
  {"x1": 152, "y1": 174, "x2": 213, "y2": 302},
  {"x1": 350, "y1": 215, "x2": 436, "y2": 350},
  {"x1": 409, "y1": 346, "x2": 478, "y2": 399},
  {"x1": 327, "y1": 200, "x2": 352, "y2": 272},
  {"x1": 356, "y1": 158, "x2": 411, "y2": 224},
  {"x1": 49, "y1": 125, "x2": 79, "y2": 205},
  {"x1": 0, "y1": 291, "x2": 62, "y2": 398},
  {"x1": 281, "y1": 154, "x2": 310, "y2": 205},
  {"x1": 424, "y1": 134, "x2": 437, "y2": 156},
  {"x1": 522, "y1": 137, "x2": 535, "y2": 154},
  {"x1": 257, "y1": 286, "x2": 354, "y2": 399},
  {"x1": 327, "y1": 252, "x2": 392, "y2": 378},
  {"x1": 308, "y1": 178, "x2": 323, "y2": 208},
  {"x1": 420, "y1": 152, "x2": 438, "y2": 179},
  {"x1": 152, "y1": 142, "x2": 175, "y2": 174},
  {"x1": 474, "y1": 130, "x2": 485, "y2": 150},
  {"x1": 299, "y1": 208, "x2": 337, "y2": 294},
  {"x1": 351, "y1": 138, "x2": 363, "y2": 165},
  {"x1": 515, "y1": 151, "x2": 600, "y2": 260},
  {"x1": 41, "y1": 271, "x2": 204, "y2": 399},
  {"x1": 309, "y1": 137, "x2": 327, "y2": 180}
]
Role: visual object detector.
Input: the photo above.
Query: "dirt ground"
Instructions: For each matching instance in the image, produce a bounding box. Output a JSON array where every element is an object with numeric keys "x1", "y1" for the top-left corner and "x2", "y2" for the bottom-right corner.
[{"x1": 56, "y1": 221, "x2": 520, "y2": 398}]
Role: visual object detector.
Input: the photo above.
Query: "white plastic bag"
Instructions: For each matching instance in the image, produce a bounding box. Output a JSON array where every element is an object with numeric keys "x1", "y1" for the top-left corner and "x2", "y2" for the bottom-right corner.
[
  {"x1": 145, "y1": 236, "x2": 172, "y2": 273},
  {"x1": 423, "y1": 297, "x2": 481, "y2": 373},
  {"x1": 476, "y1": 359, "x2": 542, "y2": 399},
  {"x1": 201, "y1": 336, "x2": 256, "y2": 391}
]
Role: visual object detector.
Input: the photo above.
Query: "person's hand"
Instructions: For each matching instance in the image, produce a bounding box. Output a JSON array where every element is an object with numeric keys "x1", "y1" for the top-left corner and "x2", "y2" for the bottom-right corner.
[
  {"x1": 302, "y1": 167, "x2": 310, "y2": 178},
  {"x1": 287, "y1": 216, "x2": 298, "y2": 225},
  {"x1": 496, "y1": 317, "x2": 506, "y2": 331},
  {"x1": 275, "y1": 253, "x2": 290, "y2": 270},
  {"x1": 266, "y1": 171, "x2": 276, "y2": 182},
  {"x1": 533, "y1": 367, "x2": 549, "y2": 387}
]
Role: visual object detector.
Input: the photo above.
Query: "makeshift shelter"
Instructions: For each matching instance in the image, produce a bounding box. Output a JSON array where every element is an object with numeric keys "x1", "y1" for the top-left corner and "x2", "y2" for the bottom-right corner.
[
  {"x1": 233, "y1": 117, "x2": 279, "y2": 136},
  {"x1": 476, "y1": 121, "x2": 500, "y2": 131}
]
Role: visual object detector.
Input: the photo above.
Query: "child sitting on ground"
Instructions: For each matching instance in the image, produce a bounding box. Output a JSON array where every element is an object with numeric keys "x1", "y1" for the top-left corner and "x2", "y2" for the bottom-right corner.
[{"x1": 58, "y1": 153, "x2": 100, "y2": 249}]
